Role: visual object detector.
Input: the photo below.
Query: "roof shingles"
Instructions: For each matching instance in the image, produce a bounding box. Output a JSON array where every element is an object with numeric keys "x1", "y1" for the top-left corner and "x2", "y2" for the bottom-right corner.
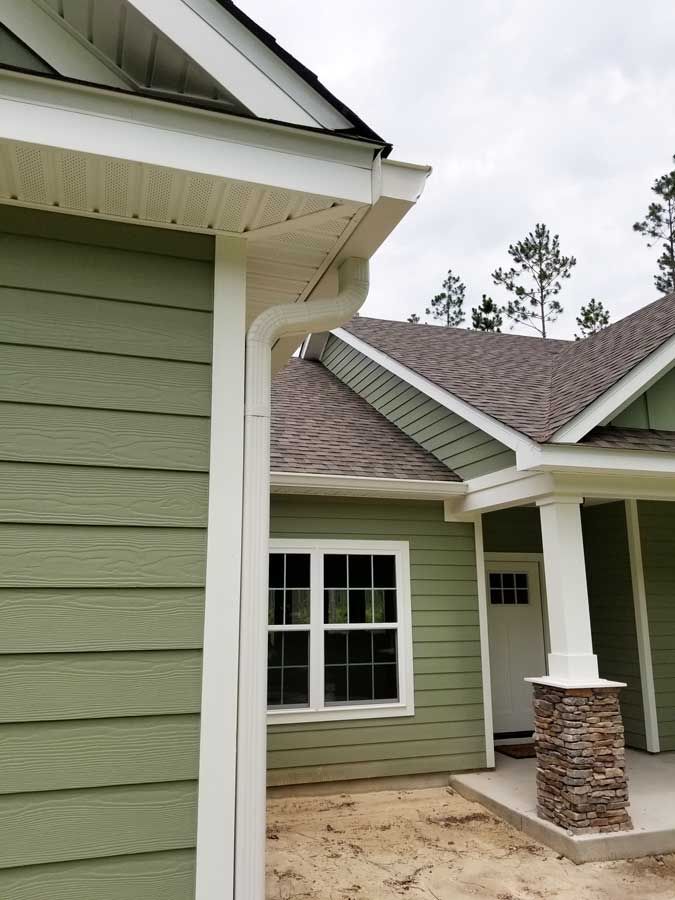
[
  {"x1": 271, "y1": 358, "x2": 460, "y2": 482},
  {"x1": 344, "y1": 292, "x2": 675, "y2": 443}
]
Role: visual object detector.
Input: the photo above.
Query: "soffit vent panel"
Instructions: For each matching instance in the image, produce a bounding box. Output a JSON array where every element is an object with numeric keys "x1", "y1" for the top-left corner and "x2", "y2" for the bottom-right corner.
[{"x1": 0, "y1": 138, "x2": 365, "y2": 316}]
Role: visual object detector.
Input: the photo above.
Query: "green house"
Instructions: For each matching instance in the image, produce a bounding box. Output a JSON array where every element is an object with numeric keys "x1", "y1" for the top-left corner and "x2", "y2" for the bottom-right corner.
[{"x1": 1, "y1": 2, "x2": 675, "y2": 898}]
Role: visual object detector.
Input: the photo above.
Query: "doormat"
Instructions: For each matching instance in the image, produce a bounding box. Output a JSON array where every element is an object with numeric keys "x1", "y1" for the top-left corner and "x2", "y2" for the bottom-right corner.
[{"x1": 496, "y1": 743, "x2": 536, "y2": 759}]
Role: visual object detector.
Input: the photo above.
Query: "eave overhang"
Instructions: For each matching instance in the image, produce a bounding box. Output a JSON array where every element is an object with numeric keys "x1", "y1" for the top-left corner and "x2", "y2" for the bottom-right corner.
[{"x1": 0, "y1": 67, "x2": 428, "y2": 333}]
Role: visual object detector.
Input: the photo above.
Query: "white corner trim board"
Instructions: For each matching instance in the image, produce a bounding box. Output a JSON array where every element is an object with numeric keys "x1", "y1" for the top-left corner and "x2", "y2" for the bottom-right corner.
[
  {"x1": 236, "y1": 258, "x2": 370, "y2": 900},
  {"x1": 551, "y1": 331, "x2": 675, "y2": 444},
  {"x1": 195, "y1": 236, "x2": 247, "y2": 900},
  {"x1": 625, "y1": 500, "x2": 660, "y2": 753},
  {"x1": 473, "y1": 516, "x2": 495, "y2": 768},
  {"x1": 331, "y1": 327, "x2": 536, "y2": 455}
]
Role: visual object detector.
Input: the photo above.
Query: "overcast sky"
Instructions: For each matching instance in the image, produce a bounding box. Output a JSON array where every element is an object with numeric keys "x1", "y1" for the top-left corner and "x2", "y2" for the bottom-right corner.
[{"x1": 244, "y1": 0, "x2": 675, "y2": 339}]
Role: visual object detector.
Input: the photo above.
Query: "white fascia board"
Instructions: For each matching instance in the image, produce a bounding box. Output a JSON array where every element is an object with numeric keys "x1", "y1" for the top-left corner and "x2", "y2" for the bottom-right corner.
[
  {"x1": 270, "y1": 471, "x2": 466, "y2": 501},
  {"x1": 332, "y1": 327, "x2": 536, "y2": 454},
  {"x1": 551, "y1": 331, "x2": 675, "y2": 443},
  {"x1": 3, "y1": 0, "x2": 128, "y2": 88},
  {"x1": 182, "y1": 0, "x2": 352, "y2": 130},
  {"x1": 0, "y1": 71, "x2": 376, "y2": 203},
  {"x1": 127, "y1": 0, "x2": 318, "y2": 127},
  {"x1": 517, "y1": 442, "x2": 675, "y2": 477}
]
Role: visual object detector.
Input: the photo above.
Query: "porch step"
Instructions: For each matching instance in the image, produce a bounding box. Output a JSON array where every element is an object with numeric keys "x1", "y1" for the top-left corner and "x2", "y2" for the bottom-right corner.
[{"x1": 449, "y1": 753, "x2": 675, "y2": 864}]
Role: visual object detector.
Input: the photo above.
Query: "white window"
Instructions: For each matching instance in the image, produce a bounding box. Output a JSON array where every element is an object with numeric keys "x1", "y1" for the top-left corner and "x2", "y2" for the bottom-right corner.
[{"x1": 267, "y1": 540, "x2": 414, "y2": 724}]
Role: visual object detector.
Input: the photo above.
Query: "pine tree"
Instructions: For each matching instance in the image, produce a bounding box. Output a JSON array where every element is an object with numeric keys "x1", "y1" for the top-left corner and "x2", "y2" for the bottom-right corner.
[
  {"x1": 471, "y1": 295, "x2": 503, "y2": 332},
  {"x1": 424, "y1": 269, "x2": 466, "y2": 327},
  {"x1": 574, "y1": 299, "x2": 610, "y2": 340},
  {"x1": 407, "y1": 313, "x2": 420, "y2": 324},
  {"x1": 492, "y1": 223, "x2": 576, "y2": 338},
  {"x1": 633, "y1": 155, "x2": 675, "y2": 295}
]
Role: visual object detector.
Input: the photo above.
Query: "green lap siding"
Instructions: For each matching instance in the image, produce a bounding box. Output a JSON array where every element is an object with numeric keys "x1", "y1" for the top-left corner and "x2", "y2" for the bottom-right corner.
[
  {"x1": 638, "y1": 501, "x2": 675, "y2": 750},
  {"x1": 267, "y1": 496, "x2": 487, "y2": 785},
  {"x1": 322, "y1": 335, "x2": 515, "y2": 479},
  {"x1": 482, "y1": 508, "x2": 542, "y2": 554},
  {"x1": 611, "y1": 369, "x2": 675, "y2": 430},
  {"x1": 0, "y1": 207, "x2": 212, "y2": 893},
  {"x1": 582, "y1": 503, "x2": 646, "y2": 750}
]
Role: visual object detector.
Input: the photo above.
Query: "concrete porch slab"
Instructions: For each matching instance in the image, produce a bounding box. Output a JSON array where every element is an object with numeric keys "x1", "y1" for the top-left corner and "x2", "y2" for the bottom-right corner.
[{"x1": 450, "y1": 750, "x2": 675, "y2": 864}]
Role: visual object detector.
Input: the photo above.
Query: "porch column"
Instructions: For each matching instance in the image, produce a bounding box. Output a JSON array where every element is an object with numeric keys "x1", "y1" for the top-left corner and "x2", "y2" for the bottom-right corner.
[
  {"x1": 537, "y1": 496, "x2": 597, "y2": 683},
  {"x1": 528, "y1": 496, "x2": 632, "y2": 834}
]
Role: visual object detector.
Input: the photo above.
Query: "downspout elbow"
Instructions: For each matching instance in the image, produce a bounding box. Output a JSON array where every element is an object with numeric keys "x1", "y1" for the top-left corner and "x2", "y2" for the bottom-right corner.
[{"x1": 244, "y1": 257, "x2": 369, "y2": 417}]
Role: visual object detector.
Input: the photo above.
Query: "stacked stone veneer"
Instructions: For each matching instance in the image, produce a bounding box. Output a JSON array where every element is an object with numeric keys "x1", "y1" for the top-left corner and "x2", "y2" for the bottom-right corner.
[{"x1": 532, "y1": 684, "x2": 632, "y2": 834}]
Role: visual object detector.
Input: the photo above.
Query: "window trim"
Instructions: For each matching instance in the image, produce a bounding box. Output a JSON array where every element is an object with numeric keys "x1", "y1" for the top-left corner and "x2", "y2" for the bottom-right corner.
[{"x1": 267, "y1": 539, "x2": 415, "y2": 725}]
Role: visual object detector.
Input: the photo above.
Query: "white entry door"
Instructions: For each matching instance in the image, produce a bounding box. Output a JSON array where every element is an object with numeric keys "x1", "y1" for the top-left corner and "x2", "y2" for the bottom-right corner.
[{"x1": 485, "y1": 558, "x2": 546, "y2": 735}]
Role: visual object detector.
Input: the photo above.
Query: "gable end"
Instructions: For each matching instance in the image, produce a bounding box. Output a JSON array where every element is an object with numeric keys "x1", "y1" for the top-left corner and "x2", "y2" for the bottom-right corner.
[
  {"x1": 610, "y1": 366, "x2": 675, "y2": 431},
  {"x1": 321, "y1": 335, "x2": 515, "y2": 480}
]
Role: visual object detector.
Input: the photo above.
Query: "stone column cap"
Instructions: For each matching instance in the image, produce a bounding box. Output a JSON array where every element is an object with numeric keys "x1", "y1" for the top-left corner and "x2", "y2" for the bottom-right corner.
[{"x1": 525, "y1": 675, "x2": 627, "y2": 689}]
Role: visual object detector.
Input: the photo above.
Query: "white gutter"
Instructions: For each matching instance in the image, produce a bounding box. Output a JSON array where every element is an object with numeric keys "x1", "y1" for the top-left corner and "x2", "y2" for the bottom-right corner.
[
  {"x1": 270, "y1": 471, "x2": 466, "y2": 500},
  {"x1": 235, "y1": 257, "x2": 370, "y2": 899}
]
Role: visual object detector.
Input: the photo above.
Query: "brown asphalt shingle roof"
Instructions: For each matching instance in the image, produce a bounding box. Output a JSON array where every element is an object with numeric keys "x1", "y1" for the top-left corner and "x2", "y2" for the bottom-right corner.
[
  {"x1": 583, "y1": 426, "x2": 675, "y2": 453},
  {"x1": 271, "y1": 358, "x2": 460, "y2": 481},
  {"x1": 344, "y1": 292, "x2": 675, "y2": 443}
]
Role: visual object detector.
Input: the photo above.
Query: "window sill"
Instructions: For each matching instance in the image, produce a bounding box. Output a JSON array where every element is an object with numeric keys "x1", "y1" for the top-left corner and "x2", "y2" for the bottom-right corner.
[{"x1": 266, "y1": 700, "x2": 415, "y2": 726}]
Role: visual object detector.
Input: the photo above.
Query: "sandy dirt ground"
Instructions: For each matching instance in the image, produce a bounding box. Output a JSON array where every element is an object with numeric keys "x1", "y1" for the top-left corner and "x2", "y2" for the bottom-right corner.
[{"x1": 266, "y1": 786, "x2": 675, "y2": 900}]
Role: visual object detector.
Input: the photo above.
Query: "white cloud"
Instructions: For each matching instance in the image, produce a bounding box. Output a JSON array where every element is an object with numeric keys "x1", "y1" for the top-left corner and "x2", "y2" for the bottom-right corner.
[{"x1": 243, "y1": 0, "x2": 675, "y2": 337}]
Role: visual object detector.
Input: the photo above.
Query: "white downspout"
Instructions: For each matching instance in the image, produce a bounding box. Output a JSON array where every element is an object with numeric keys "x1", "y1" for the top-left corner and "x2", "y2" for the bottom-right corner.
[{"x1": 235, "y1": 257, "x2": 370, "y2": 898}]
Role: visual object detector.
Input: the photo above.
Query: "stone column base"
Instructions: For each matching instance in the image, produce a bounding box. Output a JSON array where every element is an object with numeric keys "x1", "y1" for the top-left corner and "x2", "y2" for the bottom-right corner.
[{"x1": 532, "y1": 684, "x2": 632, "y2": 834}]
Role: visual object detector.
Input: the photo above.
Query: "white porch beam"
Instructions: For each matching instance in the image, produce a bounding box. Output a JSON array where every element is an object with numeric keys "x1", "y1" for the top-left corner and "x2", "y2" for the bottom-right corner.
[
  {"x1": 444, "y1": 469, "x2": 557, "y2": 519},
  {"x1": 531, "y1": 495, "x2": 619, "y2": 688},
  {"x1": 195, "y1": 236, "x2": 247, "y2": 900},
  {"x1": 517, "y1": 442, "x2": 675, "y2": 477},
  {"x1": 445, "y1": 462, "x2": 675, "y2": 521}
]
